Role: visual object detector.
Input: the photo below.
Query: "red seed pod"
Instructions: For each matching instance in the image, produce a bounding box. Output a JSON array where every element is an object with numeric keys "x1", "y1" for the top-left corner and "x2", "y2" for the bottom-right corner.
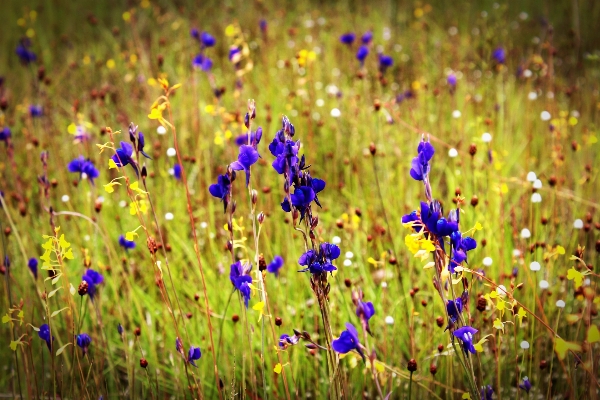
[
  {"x1": 407, "y1": 359, "x2": 417, "y2": 372},
  {"x1": 429, "y1": 363, "x2": 437, "y2": 375},
  {"x1": 140, "y1": 358, "x2": 148, "y2": 368}
]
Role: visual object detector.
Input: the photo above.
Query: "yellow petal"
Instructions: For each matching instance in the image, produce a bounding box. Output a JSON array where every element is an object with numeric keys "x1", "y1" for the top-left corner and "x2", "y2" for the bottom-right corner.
[
  {"x1": 554, "y1": 337, "x2": 581, "y2": 360},
  {"x1": 273, "y1": 363, "x2": 282, "y2": 374},
  {"x1": 587, "y1": 325, "x2": 600, "y2": 344}
]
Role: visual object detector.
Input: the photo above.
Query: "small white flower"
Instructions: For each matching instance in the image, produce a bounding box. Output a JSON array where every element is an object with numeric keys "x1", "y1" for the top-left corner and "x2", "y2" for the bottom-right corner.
[
  {"x1": 539, "y1": 280, "x2": 549, "y2": 289},
  {"x1": 520, "y1": 228, "x2": 531, "y2": 239},
  {"x1": 573, "y1": 219, "x2": 583, "y2": 229},
  {"x1": 165, "y1": 212, "x2": 174, "y2": 221},
  {"x1": 483, "y1": 257, "x2": 493, "y2": 267},
  {"x1": 332, "y1": 236, "x2": 341, "y2": 245},
  {"x1": 556, "y1": 300, "x2": 566, "y2": 308},
  {"x1": 84, "y1": 235, "x2": 90, "y2": 241},
  {"x1": 81, "y1": 172, "x2": 88, "y2": 180},
  {"x1": 533, "y1": 179, "x2": 542, "y2": 189},
  {"x1": 200, "y1": 222, "x2": 208, "y2": 229},
  {"x1": 496, "y1": 285, "x2": 508, "y2": 297},
  {"x1": 97, "y1": 196, "x2": 105, "y2": 203},
  {"x1": 385, "y1": 316, "x2": 394, "y2": 325},
  {"x1": 119, "y1": 200, "x2": 127, "y2": 208},
  {"x1": 519, "y1": 12, "x2": 528, "y2": 20},
  {"x1": 452, "y1": 110, "x2": 462, "y2": 118},
  {"x1": 61, "y1": 195, "x2": 70, "y2": 202},
  {"x1": 166, "y1": 148, "x2": 177, "y2": 157},
  {"x1": 345, "y1": 251, "x2": 354, "y2": 259},
  {"x1": 316, "y1": 99, "x2": 324, "y2": 107},
  {"x1": 330, "y1": 108, "x2": 341, "y2": 118},
  {"x1": 523, "y1": 69, "x2": 532, "y2": 78},
  {"x1": 520, "y1": 341, "x2": 530, "y2": 349},
  {"x1": 528, "y1": 91, "x2": 537, "y2": 100},
  {"x1": 343, "y1": 259, "x2": 352, "y2": 267},
  {"x1": 381, "y1": 282, "x2": 388, "y2": 288},
  {"x1": 526, "y1": 171, "x2": 537, "y2": 182},
  {"x1": 512, "y1": 249, "x2": 521, "y2": 257},
  {"x1": 157, "y1": 126, "x2": 167, "y2": 135},
  {"x1": 540, "y1": 111, "x2": 551, "y2": 121},
  {"x1": 531, "y1": 193, "x2": 542, "y2": 203},
  {"x1": 481, "y1": 132, "x2": 492, "y2": 143},
  {"x1": 448, "y1": 148, "x2": 458, "y2": 158},
  {"x1": 529, "y1": 261, "x2": 541, "y2": 271}
]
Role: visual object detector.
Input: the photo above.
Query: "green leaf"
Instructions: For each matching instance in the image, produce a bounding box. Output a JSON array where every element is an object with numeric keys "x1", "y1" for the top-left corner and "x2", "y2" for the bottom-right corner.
[
  {"x1": 51, "y1": 307, "x2": 69, "y2": 318},
  {"x1": 51, "y1": 274, "x2": 62, "y2": 285},
  {"x1": 567, "y1": 267, "x2": 584, "y2": 288},
  {"x1": 48, "y1": 287, "x2": 62, "y2": 298},
  {"x1": 2, "y1": 314, "x2": 11, "y2": 324},
  {"x1": 9, "y1": 341, "x2": 18, "y2": 351},
  {"x1": 56, "y1": 342, "x2": 72, "y2": 356}
]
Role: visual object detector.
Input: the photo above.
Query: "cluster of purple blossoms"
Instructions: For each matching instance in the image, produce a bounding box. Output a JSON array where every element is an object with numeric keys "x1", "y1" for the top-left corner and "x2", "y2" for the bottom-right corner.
[
  {"x1": 76, "y1": 333, "x2": 92, "y2": 354},
  {"x1": 270, "y1": 116, "x2": 325, "y2": 221},
  {"x1": 0, "y1": 127, "x2": 11, "y2": 143},
  {"x1": 402, "y1": 138, "x2": 479, "y2": 356},
  {"x1": 191, "y1": 29, "x2": 215, "y2": 71},
  {"x1": 229, "y1": 261, "x2": 252, "y2": 307},
  {"x1": 118, "y1": 235, "x2": 136, "y2": 250},
  {"x1": 352, "y1": 289, "x2": 375, "y2": 335},
  {"x1": 297, "y1": 243, "x2": 341, "y2": 275},
  {"x1": 16, "y1": 39, "x2": 36, "y2": 64},
  {"x1": 112, "y1": 124, "x2": 151, "y2": 177}
]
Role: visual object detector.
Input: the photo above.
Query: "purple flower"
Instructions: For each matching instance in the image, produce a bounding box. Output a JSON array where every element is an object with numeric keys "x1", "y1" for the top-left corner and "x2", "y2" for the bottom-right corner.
[
  {"x1": 378, "y1": 54, "x2": 393, "y2": 73},
  {"x1": 446, "y1": 297, "x2": 463, "y2": 325},
  {"x1": 190, "y1": 28, "x2": 200, "y2": 40},
  {"x1": 16, "y1": 40, "x2": 36, "y2": 64},
  {"x1": 192, "y1": 54, "x2": 213, "y2": 71},
  {"x1": 230, "y1": 261, "x2": 252, "y2": 307},
  {"x1": 173, "y1": 164, "x2": 182, "y2": 180},
  {"x1": 361, "y1": 31, "x2": 373, "y2": 44},
  {"x1": 340, "y1": 32, "x2": 356, "y2": 45},
  {"x1": 28, "y1": 258, "x2": 38, "y2": 279},
  {"x1": 188, "y1": 346, "x2": 202, "y2": 367},
  {"x1": 259, "y1": 19, "x2": 267, "y2": 32},
  {"x1": 137, "y1": 132, "x2": 151, "y2": 159},
  {"x1": 235, "y1": 127, "x2": 263, "y2": 148},
  {"x1": 481, "y1": 385, "x2": 494, "y2": 400},
  {"x1": 209, "y1": 173, "x2": 233, "y2": 213},
  {"x1": 76, "y1": 333, "x2": 92, "y2": 354},
  {"x1": 332, "y1": 322, "x2": 365, "y2": 361},
  {"x1": 298, "y1": 243, "x2": 340, "y2": 275},
  {"x1": 409, "y1": 140, "x2": 435, "y2": 181},
  {"x1": 230, "y1": 145, "x2": 259, "y2": 186},
  {"x1": 38, "y1": 324, "x2": 54, "y2": 350},
  {"x1": 519, "y1": 376, "x2": 532, "y2": 393},
  {"x1": 29, "y1": 105, "x2": 43, "y2": 117},
  {"x1": 118, "y1": 235, "x2": 136, "y2": 250},
  {"x1": 278, "y1": 333, "x2": 299, "y2": 349},
  {"x1": 112, "y1": 141, "x2": 139, "y2": 175},
  {"x1": 229, "y1": 46, "x2": 242, "y2": 64},
  {"x1": 200, "y1": 32, "x2": 216, "y2": 47},
  {"x1": 355, "y1": 301, "x2": 375, "y2": 334},
  {"x1": 356, "y1": 45, "x2": 369, "y2": 63},
  {"x1": 82, "y1": 269, "x2": 104, "y2": 300},
  {"x1": 447, "y1": 74, "x2": 457, "y2": 86},
  {"x1": 449, "y1": 231, "x2": 477, "y2": 272},
  {"x1": 453, "y1": 325, "x2": 478, "y2": 354},
  {"x1": 492, "y1": 47, "x2": 506, "y2": 64},
  {"x1": 117, "y1": 324, "x2": 124, "y2": 335},
  {"x1": 267, "y1": 256, "x2": 284, "y2": 276},
  {"x1": 68, "y1": 156, "x2": 100, "y2": 184},
  {"x1": 0, "y1": 127, "x2": 11, "y2": 142}
]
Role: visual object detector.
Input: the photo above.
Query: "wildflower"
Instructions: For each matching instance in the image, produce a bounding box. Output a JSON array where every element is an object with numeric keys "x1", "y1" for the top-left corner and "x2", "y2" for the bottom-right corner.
[
  {"x1": 298, "y1": 243, "x2": 340, "y2": 274},
  {"x1": 356, "y1": 45, "x2": 369, "y2": 64},
  {"x1": 192, "y1": 54, "x2": 213, "y2": 71},
  {"x1": 28, "y1": 258, "x2": 38, "y2": 279},
  {"x1": 378, "y1": 54, "x2": 393, "y2": 73},
  {"x1": 117, "y1": 324, "x2": 124, "y2": 335},
  {"x1": 82, "y1": 269, "x2": 104, "y2": 300},
  {"x1": 409, "y1": 140, "x2": 435, "y2": 181},
  {"x1": 118, "y1": 235, "x2": 136, "y2": 250},
  {"x1": 16, "y1": 39, "x2": 36, "y2": 64},
  {"x1": 519, "y1": 376, "x2": 531, "y2": 393},
  {"x1": 449, "y1": 231, "x2": 477, "y2": 272},
  {"x1": 190, "y1": 28, "x2": 200, "y2": 40},
  {"x1": 229, "y1": 46, "x2": 242, "y2": 64},
  {"x1": 492, "y1": 47, "x2": 506, "y2": 64},
  {"x1": 230, "y1": 261, "x2": 252, "y2": 307},
  {"x1": 447, "y1": 74, "x2": 457, "y2": 86},
  {"x1": 67, "y1": 156, "x2": 100, "y2": 184},
  {"x1": 208, "y1": 173, "x2": 233, "y2": 212},
  {"x1": 38, "y1": 324, "x2": 54, "y2": 350},
  {"x1": 188, "y1": 346, "x2": 202, "y2": 367},
  {"x1": 453, "y1": 325, "x2": 478, "y2": 354},
  {"x1": 76, "y1": 333, "x2": 92, "y2": 354},
  {"x1": 267, "y1": 255, "x2": 284, "y2": 277},
  {"x1": 111, "y1": 141, "x2": 139, "y2": 175},
  {"x1": 137, "y1": 133, "x2": 151, "y2": 159},
  {"x1": 361, "y1": 31, "x2": 373, "y2": 44},
  {"x1": 352, "y1": 290, "x2": 375, "y2": 334},
  {"x1": 235, "y1": 127, "x2": 263, "y2": 148},
  {"x1": 279, "y1": 333, "x2": 299, "y2": 349},
  {"x1": 200, "y1": 32, "x2": 216, "y2": 47},
  {"x1": 446, "y1": 297, "x2": 463, "y2": 325},
  {"x1": 173, "y1": 164, "x2": 182, "y2": 180},
  {"x1": 332, "y1": 322, "x2": 365, "y2": 361},
  {"x1": 481, "y1": 385, "x2": 494, "y2": 400},
  {"x1": 230, "y1": 145, "x2": 259, "y2": 186},
  {"x1": 29, "y1": 105, "x2": 43, "y2": 117},
  {"x1": 339, "y1": 32, "x2": 355, "y2": 45},
  {"x1": 0, "y1": 127, "x2": 11, "y2": 142},
  {"x1": 259, "y1": 19, "x2": 267, "y2": 32}
]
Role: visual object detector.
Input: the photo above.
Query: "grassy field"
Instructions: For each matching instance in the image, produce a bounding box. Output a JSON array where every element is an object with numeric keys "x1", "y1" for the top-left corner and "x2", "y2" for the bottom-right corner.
[{"x1": 1, "y1": 0, "x2": 600, "y2": 398}]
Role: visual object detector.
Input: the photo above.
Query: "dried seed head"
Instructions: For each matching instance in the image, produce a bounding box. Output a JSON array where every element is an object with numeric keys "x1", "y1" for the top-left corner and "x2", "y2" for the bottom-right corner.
[
  {"x1": 429, "y1": 363, "x2": 437, "y2": 375},
  {"x1": 275, "y1": 317, "x2": 283, "y2": 326},
  {"x1": 369, "y1": 142, "x2": 376, "y2": 156},
  {"x1": 78, "y1": 281, "x2": 89, "y2": 296},
  {"x1": 147, "y1": 237, "x2": 159, "y2": 255},
  {"x1": 470, "y1": 195, "x2": 479, "y2": 207},
  {"x1": 477, "y1": 296, "x2": 487, "y2": 311},
  {"x1": 469, "y1": 143, "x2": 477, "y2": 156},
  {"x1": 436, "y1": 316, "x2": 444, "y2": 327},
  {"x1": 258, "y1": 254, "x2": 267, "y2": 271},
  {"x1": 437, "y1": 344, "x2": 444, "y2": 353},
  {"x1": 134, "y1": 327, "x2": 141, "y2": 337},
  {"x1": 140, "y1": 358, "x2": 148, "y2": 368},
  {"x1": 407, "y1": 359, "x2": 417, "y2": 372},
  {"x1": 232, "y1": 314, "x2": 239, "y2": 323}
]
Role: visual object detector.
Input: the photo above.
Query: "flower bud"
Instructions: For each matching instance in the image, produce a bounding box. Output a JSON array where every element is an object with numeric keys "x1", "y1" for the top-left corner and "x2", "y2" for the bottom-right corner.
[
  {"x1": 78, "y1": 281, "x2": 89, "y2": 296},
  {"x1": 257, "y1": 212, "x2": 265, "y2": 224},
  {"x1": 407, "y1": 359, "x2": 417, "y2": 372},
  {"x1": 369, "y1": 142, "x2": 376, "y2": 156},
  {"x1": 140, "y1": 358, "x2": 148, "y2": 368},
  {"x1": 251, "y1": 189, "x2": 258, "y2": 205}
]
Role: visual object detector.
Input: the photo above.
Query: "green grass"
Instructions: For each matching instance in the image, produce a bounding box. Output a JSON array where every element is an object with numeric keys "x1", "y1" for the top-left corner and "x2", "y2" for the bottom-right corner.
[{"x1": 1, "y1": 0, "x2": 600, "y2": 398}]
